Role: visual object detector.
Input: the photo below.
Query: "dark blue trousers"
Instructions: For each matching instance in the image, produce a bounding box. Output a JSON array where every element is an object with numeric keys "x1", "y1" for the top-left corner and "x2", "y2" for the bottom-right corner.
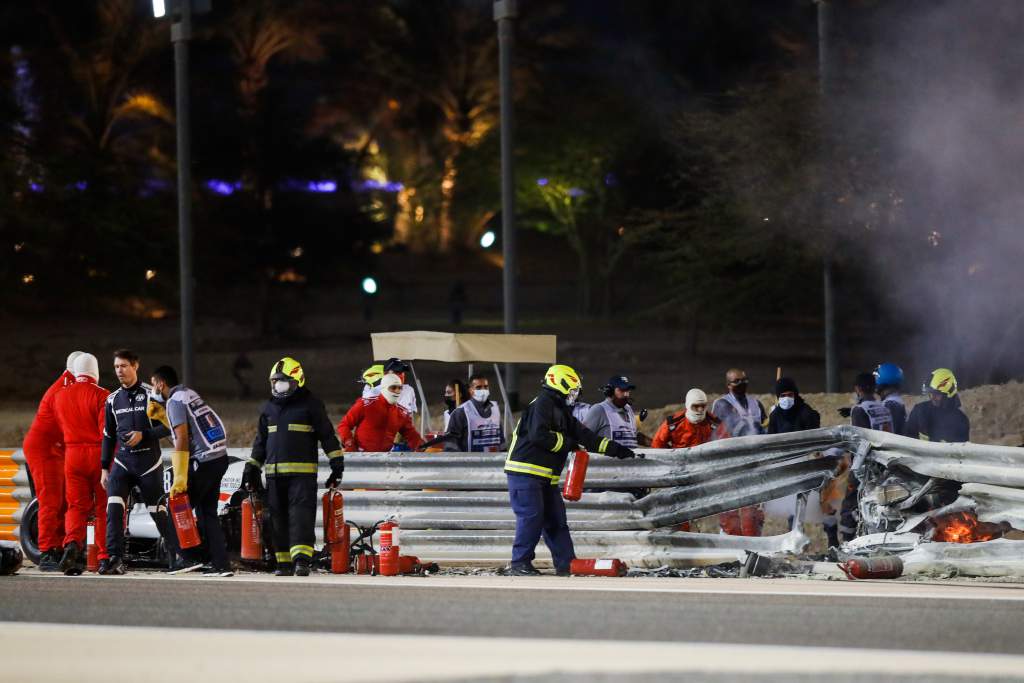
[{"x1": 507, "y1": 473, "x2": 575, "y2": 571}]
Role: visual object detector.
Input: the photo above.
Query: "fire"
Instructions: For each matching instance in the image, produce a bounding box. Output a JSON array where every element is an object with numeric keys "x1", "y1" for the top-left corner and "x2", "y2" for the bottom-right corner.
[{"x1": 933, "y1": 511, "x2": 996, "y2": 543}]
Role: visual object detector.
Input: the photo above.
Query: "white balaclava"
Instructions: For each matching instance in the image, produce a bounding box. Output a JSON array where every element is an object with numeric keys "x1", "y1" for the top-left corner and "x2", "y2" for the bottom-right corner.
[
  {"x1": 380, "y1": 373, "x2": 403, "y2": 405},
  {"x1": 73, "y1": 353, "x2": 99, "y2": 381},
  {"x1": 66, "y1": 351, "x2": 84, "y2": 374},
  {"x1": 685, "y1": 388, "x2": 708, "y2": 424}
]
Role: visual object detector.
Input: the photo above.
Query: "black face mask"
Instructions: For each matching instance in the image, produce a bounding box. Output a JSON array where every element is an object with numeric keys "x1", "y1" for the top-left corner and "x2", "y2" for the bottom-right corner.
[{"x1": 444, "y1": 397, "x2": 456, "y2": 412}]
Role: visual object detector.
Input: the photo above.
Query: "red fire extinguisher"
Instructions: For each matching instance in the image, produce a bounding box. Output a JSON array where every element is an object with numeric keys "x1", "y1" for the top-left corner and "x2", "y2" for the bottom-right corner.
[
  {"x1": 240, "y1": 493, "x2": 263, "y2": 561},
  {"x1": 378, "y1": 521, "x2": 399, "y2": 576},
  {"x1": 562, "y1": 450, "x2": 589, "y2": 501},
  {"x1": 86, "y1": 517, "x2": 99, "y2": 572},
  {"x1": 570, "y1": 558, "x2": 628, "y2": 577},
  {"x1": 322, "y1": 488, "x2": 349, "y2": 574},
  {"x1": 355, "y1": 553, "x2": 379, "y2": 575},
  {"x1": 839, "y1": 555, "x2": 903, "y2": 580},
  {"x1": 169, "y1": 493, "x2": 201, "y2": 549}
]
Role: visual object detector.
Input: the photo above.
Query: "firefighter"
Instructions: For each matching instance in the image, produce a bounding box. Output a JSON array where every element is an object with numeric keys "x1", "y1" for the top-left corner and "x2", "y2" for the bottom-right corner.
[
  {"x1": 338, "y1": 373, "x2": 424, "y2": 452},
  {"x1": 244, "y1": 357, "x2": 343, "y2": 576},
  {"x1": 442, "y1": 373, "x2": 503, "y2": 452},
  {"x1": 151, "y1": 365, "x2": 233, "y2": 576},
  {"x1": 651, "y1": 389, "x2": 722, "y2": 448},
  {"x1": 52, "y1": 353, "x2": 109, "y2": 575},
  {"x1": 904, "y1": 368, "x2": 970, "y2": 442},
  {"x1": 583, "y1": 375, "x2": 641, "y2": 448},
  {"x1": 874, "y1": 362, "x2": 908, "y2": 435},
  {"x1": 711, "y1": 368, "x2": 767, "y2": 437},
  {"x1": 504, "y1": 364, "x2": 635, "y2": 576},
  {"x1": 101, "y1": 349, "x2": 180, "y2": 575},
  {"x1": 22, "y1": 351, "x2": 81, "y2": 571}
]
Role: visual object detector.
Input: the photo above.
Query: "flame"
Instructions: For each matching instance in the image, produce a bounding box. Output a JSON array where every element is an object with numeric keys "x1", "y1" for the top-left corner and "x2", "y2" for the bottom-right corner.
[{"x1": 934, "y1": 511, "x2": 995, "y2": 543}]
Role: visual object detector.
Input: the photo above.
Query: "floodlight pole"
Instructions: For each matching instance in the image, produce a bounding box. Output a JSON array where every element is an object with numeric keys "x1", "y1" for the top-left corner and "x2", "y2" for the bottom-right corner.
[
  {"x1": 172, "y1": 1, "x2": 195, "y2": 385},
  {"x1": 495, "y1": 0, "x2": 518, "y2": 408},
  {"x1": 818, "y1": 0, "x2": 839, "y2": 393}
]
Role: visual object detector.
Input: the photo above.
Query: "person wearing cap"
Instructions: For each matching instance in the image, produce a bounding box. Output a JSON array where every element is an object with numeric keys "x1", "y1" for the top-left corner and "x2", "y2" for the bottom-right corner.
[
  {"x1": 582, "y1": 375, "x2": 643, "y2": 448},
  {"x1": 338, "y1": 372, "x2": 424, "y2": 452},
  {"x1": 904, "y1": 368, "x2": 969, "y2": 442},
  {"x1": 22, "y1": 351, "x2": 82, "y2": 571},
  {"x1": 766, "y1": 377, "x2": 821, "y2": 435},
  {"x1": 52, "y1": 353, "x2": 109, "y2": 575},
  {"x1": 244, "y1": 357, "x2": 344, "y2": 576},
  {"x1": 711, "y1": 368, "x2": 767, "y2": 438},
  {"x1": 651, "y1": 389, "x2": 722, "y2": 448}
]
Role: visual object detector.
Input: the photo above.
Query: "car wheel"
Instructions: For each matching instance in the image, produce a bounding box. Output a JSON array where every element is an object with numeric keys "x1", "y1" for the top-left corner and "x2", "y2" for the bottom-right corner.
[{"x1": 19, "y1": 499, "x2": 41, "y2": 566}]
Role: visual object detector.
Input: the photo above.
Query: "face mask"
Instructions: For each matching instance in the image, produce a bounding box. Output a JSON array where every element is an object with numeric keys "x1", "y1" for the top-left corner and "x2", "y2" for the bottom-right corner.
[
  {"x1": 444, "y1": 397, "x2": 456, "y2": 411},
  {"x1": 149, "y1": 388, "x2": 165, "y2": 404},
  {"x1": 383, "y1": 387, "x2": 401, "y2": 405},
  {"x1": 686, "y1": 407, "x2": 706, "y2": 424},
  {"x1": 273, "y1": 380, "x2": 292, "y2": 396},
  {"x1": 778, "y1": 396, "x2": 795, "y2": 410},
  {"x1": 566, "y1": 388, "x2": 580, "y2": 406},
  {"x1": 472, "y1": 388, "x2": 490, "y2": 403}
]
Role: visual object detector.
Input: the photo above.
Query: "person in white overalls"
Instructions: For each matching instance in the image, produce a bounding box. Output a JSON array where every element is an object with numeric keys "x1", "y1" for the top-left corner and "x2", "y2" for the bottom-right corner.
[{"x1": 443, "y1": 374, "x2": 504, "y2": 452}]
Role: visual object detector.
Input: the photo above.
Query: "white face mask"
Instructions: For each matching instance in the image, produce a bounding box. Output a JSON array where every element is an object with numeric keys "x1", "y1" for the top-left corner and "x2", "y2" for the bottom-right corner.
[
  {"x1": 472, "y1": 388, "x2": 490, "y2": 403},
  {"x1": 566, "y1": 388, "x2": 580, "y2": 406},
  {"x1": 778, "y1": 396, "x2": 795, "y2": 410},
  {"x1": 383, "y1": 386, "x2": 401, "y2": 405},
  {"x1": 686, "y1": 406, "x2": 706, "y2": 424},
  {"x1": 149, "y1": 388, "x2": 165, "y2": 404},
  {"x1": 273, "y1": 380, "x2": 292, "y2": 396}
]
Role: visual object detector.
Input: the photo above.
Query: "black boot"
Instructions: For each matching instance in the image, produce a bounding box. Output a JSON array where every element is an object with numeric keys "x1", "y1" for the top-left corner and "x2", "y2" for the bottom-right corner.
[
  {"x1": 59, "y1": 542, "x2": 82, "y2": 575},
  {"x1": 274, "y1": 562, "x2": 294, "y2": 576},
  {"x1": 294, "y1": 557, "x2": 311, "y2": 577},
  {"x1": 104, "y1": 556, "x2": 127, "y2": 575},
  {"x1": 38, "y1": 549, "x2": 60, "y2": 572}
]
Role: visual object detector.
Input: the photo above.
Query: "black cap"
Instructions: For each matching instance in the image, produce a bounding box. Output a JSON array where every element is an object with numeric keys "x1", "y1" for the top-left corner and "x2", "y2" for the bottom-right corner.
[
  {"x1": 775, "y1": 377, "x2": 798, "y2": 396},
  {"x1": 854, "y1": 372, "x2": 876, "y2": 392},
  {"x1": 383, "y1": 357, "x2": 409, "y2": 373},
  {"x1": 605, "y1": 375, "x2": 636, "y2": 391}
]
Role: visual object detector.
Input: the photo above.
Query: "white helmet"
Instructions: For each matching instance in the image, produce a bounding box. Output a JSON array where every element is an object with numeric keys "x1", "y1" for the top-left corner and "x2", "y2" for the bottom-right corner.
[
  {"x1": 73, "y1": 353, "x2": 99, "y2": 381},
  {"x1": 66, "y1": 351, "x2": 84, "y2": 374},
  {"x1": 380, "y1": 373, "x2": 403, "y2": 405},
  {"x1": 685, "y1": 388, "x2": 708, "y2": 425}
]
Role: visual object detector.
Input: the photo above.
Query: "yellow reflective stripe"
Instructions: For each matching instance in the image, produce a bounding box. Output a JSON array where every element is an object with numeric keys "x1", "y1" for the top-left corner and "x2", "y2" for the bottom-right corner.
[
  {"x1": 598, "y1": 438, "x2": 610, "y2": 454},
  {"x1": 288, "y1": 424, "x2": 314, "y2": 432},
  {"x1": 326, "y1": 450, "x2": 344, "y2": 460},
  {"x1": 264, "y1": 462, "x2": 318, "y2": 474},
  {"x1": 274, "y1": 552, "x2": 292, "y2": 563},
  {"x1": 290, "y1": 545, "x2": 314, "y2": 558},
  {"x1": 246, "y1": 458, "x2": 263, "y2": 469},
  {"x1": 268, "y1": 426, "x2": 278, "y2": 433},
  {"x1": 506, "y1": 420, "x2": 521, "y2": 457},
  {"x1": 503, "y1": 459, "x2": 559, "y2": 482},
  {"x1": 550, "y1": 432, "x2": 564, "y2": 452},
  {"x1": 504, "y1": 463, "x2": 560, "y2": 482}
]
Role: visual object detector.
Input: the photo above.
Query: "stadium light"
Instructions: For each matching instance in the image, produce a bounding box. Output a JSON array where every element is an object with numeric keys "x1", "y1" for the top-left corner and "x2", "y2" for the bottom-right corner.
[
  {"x1": 362, "y1": 277, "x2": 378, "y2": 295},
  {"x1": 480, "y1": 230, "x2": 496, "y2": 249}
]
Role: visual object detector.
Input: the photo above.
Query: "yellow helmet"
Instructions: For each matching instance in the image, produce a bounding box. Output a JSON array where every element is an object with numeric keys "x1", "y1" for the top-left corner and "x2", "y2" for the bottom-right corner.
[
  {"x1": 270, "y1": 357, "x2": 305, "y2": 398},
  {"x1": 543, "y1": 364, "x2": 582, "y2": 395},
  {"x1": 929, "y1": 368, "x2": 957, "y2": 398},
  {"x1": 361, "y1": 364, "x2": 384, "y2": 387}
]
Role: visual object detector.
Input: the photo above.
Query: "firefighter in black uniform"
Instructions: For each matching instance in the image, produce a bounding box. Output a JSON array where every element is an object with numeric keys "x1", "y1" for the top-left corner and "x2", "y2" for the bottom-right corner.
[
  {"x1": 243, "y1": 358, "x2": 344, "y2": 576},
  {"x1": 100, "y1": 349, "x2": 180, "y2": 575},
  {"x1": 503, "y1": 364, "x2": 635, "y2": 576}
]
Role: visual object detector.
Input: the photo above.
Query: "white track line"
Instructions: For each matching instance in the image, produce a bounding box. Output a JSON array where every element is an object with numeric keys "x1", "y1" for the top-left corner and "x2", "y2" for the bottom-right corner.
[
  {"x1": 20, "y1": 568, "x2": 1024, "y2": 602},
  {"x1": 2, "y1": 622, "x2": 1023, "y2": 682}
]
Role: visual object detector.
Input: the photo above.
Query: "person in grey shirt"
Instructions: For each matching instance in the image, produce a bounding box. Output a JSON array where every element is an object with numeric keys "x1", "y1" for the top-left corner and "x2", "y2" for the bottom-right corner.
[
  {"x1": 710, "y1": 368, "x2": 767, "y2": 437},
  {"x1": 583, "y1": 375, "x2": 643, "y2": 448},
  {"x1": 150, "y1": 365, "x2": 233, "y2": 576}
]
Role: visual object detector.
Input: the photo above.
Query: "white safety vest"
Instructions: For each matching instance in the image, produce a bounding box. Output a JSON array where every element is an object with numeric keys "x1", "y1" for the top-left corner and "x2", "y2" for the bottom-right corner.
[
  {"x1": 719, "y1": 393, "x2": 764, "y2": 436},
  {"x1": 167, "y1": 387, "x2": 227, "y2": 462},
  {"x1": 462, "y1": 400, "x2": 503, "y2": 452},
  {"x1": 598, "y1": 400, "x2": 638, "y2": 448},
  {"x1": 363, "y1": 383, "x2": 418, "y2": 415},
  {"x1": 571, "y1": 402, "x2": 592, "y2": 422},
  {"x1": 857, "y1": 399, "x2": 894, "y2": 432}
]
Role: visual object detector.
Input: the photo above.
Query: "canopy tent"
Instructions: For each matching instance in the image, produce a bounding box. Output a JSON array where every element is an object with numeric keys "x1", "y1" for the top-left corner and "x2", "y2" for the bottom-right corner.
[{"x1": 369, "y1": 331, "x2": 557, "y2": 436}]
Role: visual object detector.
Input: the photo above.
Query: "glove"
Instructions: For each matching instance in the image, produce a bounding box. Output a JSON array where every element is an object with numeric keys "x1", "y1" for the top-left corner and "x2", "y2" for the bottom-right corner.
[
  {"x1": 837, "y1": 407, "x2": 852, "y2": 418},
  {"x1": 605, "y1": 441, "x2": 636, "y2": 460},
  {"x1": 242, "y1": 463, "x2": 263, "y2": 492},
  {"x1": 325, "y1": 460, "x2": 344, "y2": 489},
  {"x1": 147, "y1": 400, "x2": 170, "y2": 428},
  {"x1": 170, "y1": 450, "x2": 189, "y2": 495}
]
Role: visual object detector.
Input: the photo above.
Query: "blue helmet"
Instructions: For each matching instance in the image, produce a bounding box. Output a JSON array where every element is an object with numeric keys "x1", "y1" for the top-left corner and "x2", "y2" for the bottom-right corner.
[{"x1": 874, "y1": 363, "x2": 904, "y2": 387}]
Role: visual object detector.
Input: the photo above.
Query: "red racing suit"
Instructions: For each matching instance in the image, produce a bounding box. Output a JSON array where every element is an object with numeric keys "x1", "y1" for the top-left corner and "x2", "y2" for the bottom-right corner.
[
  {"x1": 21, "y1": 371, "x2": 74, "y2": 553},
  {"x1": 337, "y1": 395, "x2": 423, "y2": 452},
  {"x1": 54, "y1": 376, "x2": 109, "y2": 557}
]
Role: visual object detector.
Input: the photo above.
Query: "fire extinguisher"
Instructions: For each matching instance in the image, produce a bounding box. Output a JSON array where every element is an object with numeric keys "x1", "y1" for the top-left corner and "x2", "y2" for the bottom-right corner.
[
  {"x1": 378, "y1": 520, "x2": 399, "y2": 576},
  {"x1": 322, "y1": 488, "x2": 349, "y2": 574},
  {"x1": 355, "y1": 553, "x2": 379, "y2": 575},
  {"x1": 569, "y1": 558, "x2": 627, "y2": 577},
  {"x1": 839, "y1": 555, "x2": 903, "y2": 580},
  {"x1": 86, "y1": 517, "x2": 99, "y2": 573},
  {"x1": 562, "y1": 450, "x2": 589, "y2": 501},
  {"x1": 169, "y1": 493, "x2": 201, "y2": 549},
  {"x1": 240, "y1": 493, "x2": 264, "y2": 561}
]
